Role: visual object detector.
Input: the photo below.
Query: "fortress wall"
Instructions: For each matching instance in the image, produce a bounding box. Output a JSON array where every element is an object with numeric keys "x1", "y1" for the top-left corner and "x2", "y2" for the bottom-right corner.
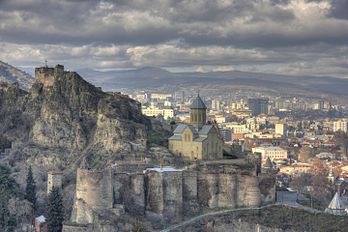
[
  {"x1": 76, "y1": 169, "x2": 113, "y2": 210},
  {"x1": 127, "y1": 173, "x2": 145, "y2": 215},
  {"x1": 71, "y1": 198, "x2": 96, "y2": 224},
  {"x1": 182, "y1": 171, "x2": 197, "y2": 200},
  {"x1": 237, "y1": 175, "x2": 247, "y2": 207},
  {"x1": 198, "y1": 173, "x2": 219, "y2": 209},
  {"x1": 242, "y1": 176, "x2": 261, "y2": 207},
  {"x1": 54, "y1": 64, "x2": 65, "y2": 75},
  {"x1": 113, "y1": 163, "x2": 151, "y2": 173},
  {"x1": 71, "y1": 164, "x2": 272, "y2": 226},
  {"x1": 47, "y1": 173, "x2": 63, "y2": 194},
  {"x1": 218, "y1": 174, "x2": 237, "y2": 208},
  {"x1": 35, "y1": 67, "x2": 55, "y2": 88},
  {"x1": 112, "y1": 172, "x2": 146, "y2": 215},
  {"x1": 163, "y1": 171, "x2": 183, "y2": 223},
  {"x1": 182, "y1": 170, "x2": 200, "y2": 216},
  {"x1": 259, "y1": 174, "x2": 276, "y2": 204},
  {"x1": 112, "y1": 173, "x2": 129, "y2": 205},
  {"x1": 146, "y1": 171, "x2": 164, "y2": 215}
]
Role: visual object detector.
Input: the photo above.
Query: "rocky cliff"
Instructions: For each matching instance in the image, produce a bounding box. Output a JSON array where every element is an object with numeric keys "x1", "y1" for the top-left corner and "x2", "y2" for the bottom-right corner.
[
  {"x1": 0, "y1": 64, "x2": 173, "y2": 231},
  {"x1": 0, "y1": 65, "x2": 152, "y2": 170}
]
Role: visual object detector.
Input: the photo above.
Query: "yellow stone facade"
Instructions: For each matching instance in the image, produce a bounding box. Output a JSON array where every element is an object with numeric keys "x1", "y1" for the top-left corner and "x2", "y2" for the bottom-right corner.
[{"x1": 169, "y1": 94, "x2": 224, "y2": 160}]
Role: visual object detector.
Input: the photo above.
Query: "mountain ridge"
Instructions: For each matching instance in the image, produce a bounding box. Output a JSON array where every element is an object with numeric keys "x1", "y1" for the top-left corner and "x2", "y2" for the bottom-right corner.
[
  {"x1": 0, "y1": 60, "x2": 34, "y2": 91},
  {"x1": 76, "y1": 67, "x2": 348, "y2": 98},
  {"x1": 3, "y1": 60, "x2": 348, "y2": 99}
]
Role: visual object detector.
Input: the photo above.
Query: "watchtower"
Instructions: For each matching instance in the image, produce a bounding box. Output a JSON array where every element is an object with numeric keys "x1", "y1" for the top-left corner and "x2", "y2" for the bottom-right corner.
[
  {"x1": 47, "y1": 169, "x2": 63, "y2": 194},
  {"x1": 35, "y1": 64, "x2": 65, "y2": 88}
]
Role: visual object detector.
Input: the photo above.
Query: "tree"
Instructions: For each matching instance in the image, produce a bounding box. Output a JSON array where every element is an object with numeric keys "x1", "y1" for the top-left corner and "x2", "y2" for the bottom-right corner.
[
  {"x1": 25, "y1": 166, "x2": 36, "y2": 209},
  {"x1": 290, "y1": 173, "x2": 312, "y2": 194},
  {"x1": 0, "y1": 200, "x2": 16, "y2": 232},
  {"x1": 47, "y1": 187, "x2": 64, "y2": 232},
  {"x1": 0, "y1": 164, "x2": 19, "y2": 232}
]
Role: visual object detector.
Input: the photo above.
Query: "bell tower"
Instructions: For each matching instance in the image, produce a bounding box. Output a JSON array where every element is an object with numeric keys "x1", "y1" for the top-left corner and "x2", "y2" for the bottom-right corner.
[{"x1": 190, "y1": 92, "x2": 207, "y2": 130}]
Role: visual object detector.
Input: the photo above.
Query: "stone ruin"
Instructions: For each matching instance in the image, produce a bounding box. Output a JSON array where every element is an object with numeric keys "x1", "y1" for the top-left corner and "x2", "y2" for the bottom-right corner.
[
  {"x1": 64, "y1": 160, "x2": 275, "y2": 231},
  {"x1": 35, "y1": 64, "x2": 65, "y2": 88}
]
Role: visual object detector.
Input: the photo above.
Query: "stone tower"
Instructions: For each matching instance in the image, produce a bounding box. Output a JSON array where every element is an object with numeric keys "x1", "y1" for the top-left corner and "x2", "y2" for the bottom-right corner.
[
  {"x1": 47, "y1": 169, "x2": 63, "y2": 194},
  {"x1": 190, "y1": 93, "x2": 207, "y2": 130},
  {"x1": 35, "y1": 64, "x2": 65, "y2": 88}
]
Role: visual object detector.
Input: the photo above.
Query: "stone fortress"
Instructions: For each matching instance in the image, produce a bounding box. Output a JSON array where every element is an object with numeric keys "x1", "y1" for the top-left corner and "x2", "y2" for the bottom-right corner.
[
  {"x1": 35, "y1": 64, "x2": 65, "y2": 88},
  {"x1": 69, "y1": 162, "x2": 271, "y2": 226},
  {"x1": 63, "y1": 93, "x2": 276, "y2": 231}
]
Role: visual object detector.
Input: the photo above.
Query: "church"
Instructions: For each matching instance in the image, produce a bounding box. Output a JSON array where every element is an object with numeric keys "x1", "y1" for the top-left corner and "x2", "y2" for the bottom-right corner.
[{"x1": 168, "y1": 94, "x2": 224, "y2": 160}]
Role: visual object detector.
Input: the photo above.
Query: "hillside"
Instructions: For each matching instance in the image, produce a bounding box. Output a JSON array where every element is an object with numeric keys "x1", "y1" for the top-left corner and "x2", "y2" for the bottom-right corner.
[
  {"x1": 0, "y1": 64, "x2": 175, "y2": 229},
  {"x1": 0, "y1": 61, "x2": 34, "y2": 90},
  {"x1": 79, "y1": 67, "x2": 348, "y2": 99},
  {"x1": 0, "y1": 65, "x2": 158, "y2": 171}
]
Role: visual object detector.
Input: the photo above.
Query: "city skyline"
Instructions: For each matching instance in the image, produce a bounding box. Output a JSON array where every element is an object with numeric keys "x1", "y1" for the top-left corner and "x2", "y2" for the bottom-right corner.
[{"x1": 0, "y1": 0, "x2": 347, "y2": 78}]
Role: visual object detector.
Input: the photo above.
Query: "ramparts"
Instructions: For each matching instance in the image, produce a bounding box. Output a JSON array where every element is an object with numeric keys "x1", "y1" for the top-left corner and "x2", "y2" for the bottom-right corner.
[{"x1": 70, "y1": 160, "x2": 273, "y2": 226}]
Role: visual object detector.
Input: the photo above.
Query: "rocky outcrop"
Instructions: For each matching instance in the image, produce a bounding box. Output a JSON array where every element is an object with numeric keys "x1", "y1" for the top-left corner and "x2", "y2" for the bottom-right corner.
[{"x1": 0, "y1": 65, "x2": 151, "y2": 169}]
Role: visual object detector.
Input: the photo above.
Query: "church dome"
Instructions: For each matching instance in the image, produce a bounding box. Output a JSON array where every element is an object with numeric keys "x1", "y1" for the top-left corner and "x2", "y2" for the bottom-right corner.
[
  {"x1": 190, "y1": 94, "x2": 207, "y2": 109},
  {"x1": 263, "y1": 157, "x2": 273, "y2": 169}
]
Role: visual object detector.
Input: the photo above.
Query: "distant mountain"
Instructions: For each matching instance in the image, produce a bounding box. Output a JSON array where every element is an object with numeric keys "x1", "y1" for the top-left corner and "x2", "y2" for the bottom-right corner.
[
  {"x1": 0, "y1": 61, "x2": 34, "y2": 91},
  {"x1": 3, "y1": 60, "x2": 348, "y2": 99},
  {"x1": 79, "y1": 67, "x2": 348, "y2": 98}
]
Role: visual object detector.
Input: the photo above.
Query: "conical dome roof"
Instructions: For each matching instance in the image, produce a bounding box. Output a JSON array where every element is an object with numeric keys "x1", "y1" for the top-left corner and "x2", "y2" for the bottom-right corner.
[
  {"x1": 264, "y1": 157, "x2": 273, "y2": 168},
  {"x1": 190, "y1": 94, "x2": 206, "y2": 109},
  {"x1": 325, "y1": 192, "x2": 346, "y2": 215}
]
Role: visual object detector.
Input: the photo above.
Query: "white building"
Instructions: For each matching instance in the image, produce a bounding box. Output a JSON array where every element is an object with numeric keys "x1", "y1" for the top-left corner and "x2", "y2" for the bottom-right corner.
[
  {"x1": 252, "y1": 146, "x2": 288, "y2": 161},
  {"x1": 150, "y1": 93, "x2": 172, "y2": 101},
  {"x1": 224, "y1": 122, "x2": 250, "y2": 134},
  {"x1": 333, "y1": 119, "x2": 348, "y2": 133},
  {"x1": 211, "y1": 99, "x2": 221, "y2": 111},
  {"x1": 275, "y1": 123, "x2": 287, "y2": 137},
  {"x1": 142, "y1": 106, "x2": 174, "y2": 119}
]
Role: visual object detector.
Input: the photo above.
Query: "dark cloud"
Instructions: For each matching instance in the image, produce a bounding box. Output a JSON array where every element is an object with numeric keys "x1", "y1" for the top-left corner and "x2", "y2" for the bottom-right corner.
[
  {"x1": 329, "y1": 0, "x2": 348, "y2": 19},
  {"x1": 0, "y1": 0, "x2": 347, "y2": 78},
  {"x1": 0, "y1": 0, "x2": 346, "y2": 47}
]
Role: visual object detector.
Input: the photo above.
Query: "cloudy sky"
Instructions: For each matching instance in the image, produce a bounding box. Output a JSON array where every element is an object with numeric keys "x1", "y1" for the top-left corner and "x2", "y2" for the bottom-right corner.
[{"x1": 0, "y1": 0, "x2": 348, "y2": 77}]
